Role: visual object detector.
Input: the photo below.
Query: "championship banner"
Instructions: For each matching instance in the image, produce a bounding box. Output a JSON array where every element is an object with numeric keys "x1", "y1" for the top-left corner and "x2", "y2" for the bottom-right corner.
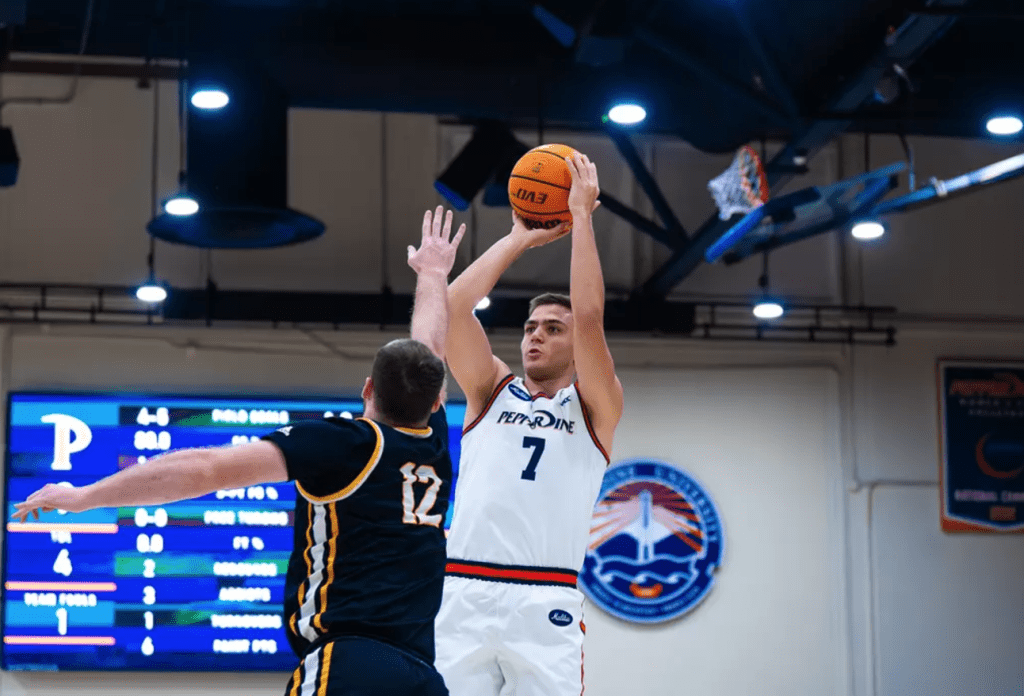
[{"x1": 938, "y1": 361, "x2": 1024, "y2": 533}]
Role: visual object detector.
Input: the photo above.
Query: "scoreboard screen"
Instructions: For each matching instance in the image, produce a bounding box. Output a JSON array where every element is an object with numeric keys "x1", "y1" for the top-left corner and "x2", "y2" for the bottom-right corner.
[{"x1": 2, "y1": 392, "x2": 466, "y2": 672}]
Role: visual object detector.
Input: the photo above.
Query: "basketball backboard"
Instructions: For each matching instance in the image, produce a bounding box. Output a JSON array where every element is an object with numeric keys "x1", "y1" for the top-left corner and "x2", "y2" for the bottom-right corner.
[{"x1": 705, "y1": 161, "x2": 906, "y2": 264}]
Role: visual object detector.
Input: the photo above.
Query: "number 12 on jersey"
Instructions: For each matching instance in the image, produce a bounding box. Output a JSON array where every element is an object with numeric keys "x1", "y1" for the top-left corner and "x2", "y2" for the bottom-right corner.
[
  {"x1": 400, "y1": 464, "x2": 443, "y2": 527},
  {"x1": 521, "y1": 437, "x2": 546, "y2": 481}
]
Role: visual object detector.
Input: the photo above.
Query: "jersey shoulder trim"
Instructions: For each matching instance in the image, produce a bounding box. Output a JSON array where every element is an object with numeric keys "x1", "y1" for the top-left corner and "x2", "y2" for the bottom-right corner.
[
  {"x1": 462, "y1": 373, "x2": 516, "y2": 436},
  {"x1": 394, "y1": 424, "x2": 433, "y2": 439},
  {"x1": 295, "y1": 419, "x2": 385, "y2": 503},
  {"x1": 575, "y1": 381, "x2": 611, "y2": 464}
]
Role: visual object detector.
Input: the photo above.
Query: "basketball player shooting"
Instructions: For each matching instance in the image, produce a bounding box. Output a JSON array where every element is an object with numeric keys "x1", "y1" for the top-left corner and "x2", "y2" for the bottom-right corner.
[
  {"x1": 436, "y1": 152, "x2": 624, "y2": 695},
  {"x1": 12, "y1": 207, "x2": 466, "y2": 696}
]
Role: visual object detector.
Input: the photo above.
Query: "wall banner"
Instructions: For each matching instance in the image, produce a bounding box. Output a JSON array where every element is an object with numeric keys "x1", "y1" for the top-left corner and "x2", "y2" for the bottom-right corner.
[{"x1": 938, "y1": 361, "x2": 1024, "y2": 533}]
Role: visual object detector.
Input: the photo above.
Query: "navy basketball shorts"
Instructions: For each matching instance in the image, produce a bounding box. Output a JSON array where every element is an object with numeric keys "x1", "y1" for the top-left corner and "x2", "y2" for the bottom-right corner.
[{"x1": 284, "y1": 636, "x2": 449, "y2": 696}]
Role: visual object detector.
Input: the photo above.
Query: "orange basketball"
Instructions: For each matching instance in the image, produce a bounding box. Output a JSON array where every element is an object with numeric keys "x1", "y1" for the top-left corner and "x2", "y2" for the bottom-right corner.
[{"x1": 508, "y1": 144, "x2": 578, "y2": 229}]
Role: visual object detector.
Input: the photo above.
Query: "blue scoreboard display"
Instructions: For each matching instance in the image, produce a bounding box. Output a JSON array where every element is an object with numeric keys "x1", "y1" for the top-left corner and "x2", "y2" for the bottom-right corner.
[{"x1": 2, "y1": 392, "x2": 465, "y2": 672}]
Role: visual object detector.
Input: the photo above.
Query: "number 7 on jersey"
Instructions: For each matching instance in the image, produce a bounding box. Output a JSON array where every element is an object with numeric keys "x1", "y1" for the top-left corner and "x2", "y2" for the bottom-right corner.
[{"x1": 521, "y1": 437, "x2": 545, "y2": 481}]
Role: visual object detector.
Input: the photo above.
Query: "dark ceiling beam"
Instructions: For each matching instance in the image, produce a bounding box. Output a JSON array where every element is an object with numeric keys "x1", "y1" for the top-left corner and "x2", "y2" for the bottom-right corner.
[
  {"x1": 0, "y1": 283, "x2": 696, "y2": 333},
  {"x1": 162, "y1": 288, "x2": 697, "y2": 334},
  {"x1": 604, "y1": 124, "x2": 688, "y2": 245},
  {"x1": 596, "y1": 192, "x2": 679, "y2": 248},
  {"x1": 634, "y1": 25, "x2": 793, "y2": 129},
  {"x1": 0, "y1": 57, "x2": 181, "y2": 80},
  {"x1": 727, "y1": 4, "x2": 802, "y2": 122},
  {"x1": 909, "y1": 4, "x2": 1024, "y2": 19},
  {"x1": 270, "y1": 50, "x2": 705, "y2": 139},
  {"x1": 567, "y1": 0, "x2": 611, "y2": 52},
  {"x1": 637, "y1": 2, "x2": 966, "y2": 299}
]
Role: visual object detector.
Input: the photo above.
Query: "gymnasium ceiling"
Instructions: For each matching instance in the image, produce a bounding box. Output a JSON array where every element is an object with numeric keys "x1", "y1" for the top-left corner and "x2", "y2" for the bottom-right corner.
[
  {"x1": 4, "y1": 0, "x2": 1019, "y2": 153},
  {"x1": 0, "y1": 0, "x2": 1019, "y2": 314}
]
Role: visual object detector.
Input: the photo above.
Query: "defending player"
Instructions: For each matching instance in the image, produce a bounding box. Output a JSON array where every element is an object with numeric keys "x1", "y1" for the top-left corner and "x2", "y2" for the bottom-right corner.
[
  {"x1": 12, "y1": 207, "x2": 467, "y2": 696},
  {"x1": 437, "y1": 153, "x2": 624, "y2": 695}
]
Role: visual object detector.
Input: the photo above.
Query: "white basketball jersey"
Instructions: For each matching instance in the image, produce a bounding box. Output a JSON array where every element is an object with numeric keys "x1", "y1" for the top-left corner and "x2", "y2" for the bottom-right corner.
[{"x1": 446, "y1": 375, "x2": 609, "y2": 571}]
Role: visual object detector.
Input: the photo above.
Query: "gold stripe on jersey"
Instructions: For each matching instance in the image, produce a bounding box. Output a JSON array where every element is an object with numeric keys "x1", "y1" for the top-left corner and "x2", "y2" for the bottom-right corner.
[
  {"x1": 317, "y1": 642, "x2": 334, "y2": 696},
  {"x1": 313, "y1": 502, "x2": 339, "y2": 633},
  {"x1": 295, "y1": 419, "x2": 384, "y2": 503},
  {"x1": 394, "y1": 424, "x2": 432, "y2": 437},
  {"x1": 290, "y1": 501, "x2": 314, "y2": 637},
  {"x1": 288, "y1": 654, "x2": 303, "y2": 696}
]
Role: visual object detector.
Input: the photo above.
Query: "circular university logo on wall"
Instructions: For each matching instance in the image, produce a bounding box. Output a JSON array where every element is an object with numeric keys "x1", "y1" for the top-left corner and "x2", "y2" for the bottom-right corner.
[{"x1": 579, "y1": 459, "x2": 724, "y2": 623}]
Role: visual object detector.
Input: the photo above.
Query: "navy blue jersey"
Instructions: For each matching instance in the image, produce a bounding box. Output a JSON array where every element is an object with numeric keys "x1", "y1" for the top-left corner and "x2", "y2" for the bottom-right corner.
[{"x1": 262, "y1": 407, "x2": 452, "y2": 664}]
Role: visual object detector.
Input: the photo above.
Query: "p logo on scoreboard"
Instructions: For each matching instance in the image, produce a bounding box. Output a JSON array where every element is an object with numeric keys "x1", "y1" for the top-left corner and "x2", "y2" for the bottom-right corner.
[
  {"x1": 578, "y1": 458, "x2": 724, "y2": 624},
  {"x1": 41, "y1": 414, "x2": 92, "y2": 471}
]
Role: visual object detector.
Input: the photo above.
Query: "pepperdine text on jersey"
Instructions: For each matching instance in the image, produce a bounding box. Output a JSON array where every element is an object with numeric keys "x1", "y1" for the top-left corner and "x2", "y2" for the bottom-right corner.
[{"x1": 495, "y1": 410, "x2": 575, "y2": 433}]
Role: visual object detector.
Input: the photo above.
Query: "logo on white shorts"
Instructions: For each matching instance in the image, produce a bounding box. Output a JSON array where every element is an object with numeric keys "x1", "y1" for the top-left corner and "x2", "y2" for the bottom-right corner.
[
  {"x1": 548, "y1": 610, "x2": 573, "y2": 627},
  {"x1": 578, "y1": 459, "x2": 724, "y2": 624}
]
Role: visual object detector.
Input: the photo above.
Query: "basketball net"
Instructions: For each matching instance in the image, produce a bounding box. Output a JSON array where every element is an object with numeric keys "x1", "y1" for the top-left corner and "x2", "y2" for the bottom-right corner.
[{"x1": 707, "y1": 145, "x2": 769, "y2": 220}]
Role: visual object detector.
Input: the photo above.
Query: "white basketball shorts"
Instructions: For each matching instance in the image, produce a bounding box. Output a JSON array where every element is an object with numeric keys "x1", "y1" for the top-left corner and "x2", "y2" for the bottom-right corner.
[{"x1": 435, "y1": 568, "x2": 587, "y2": 696}]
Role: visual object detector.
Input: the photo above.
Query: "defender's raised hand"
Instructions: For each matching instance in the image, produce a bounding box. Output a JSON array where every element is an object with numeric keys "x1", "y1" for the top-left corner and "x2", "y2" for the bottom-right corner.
[{"x1": 408, "y1": 206, "x2": 467, "y2": 277}]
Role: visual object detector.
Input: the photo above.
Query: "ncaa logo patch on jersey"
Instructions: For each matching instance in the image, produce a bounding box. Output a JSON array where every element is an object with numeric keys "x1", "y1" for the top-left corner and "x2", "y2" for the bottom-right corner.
[
  {"x1": 578, "y1": 459, "x2": 724, "y2": 624},
  {"x1": 508, "y1": 383, "x2": 532, "y2": 401}
]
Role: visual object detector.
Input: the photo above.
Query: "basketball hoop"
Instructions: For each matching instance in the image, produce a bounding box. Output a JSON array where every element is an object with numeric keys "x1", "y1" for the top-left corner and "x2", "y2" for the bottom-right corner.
[{"x1": 707, "y1": 145, "x2": 769, "y2": 220}]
